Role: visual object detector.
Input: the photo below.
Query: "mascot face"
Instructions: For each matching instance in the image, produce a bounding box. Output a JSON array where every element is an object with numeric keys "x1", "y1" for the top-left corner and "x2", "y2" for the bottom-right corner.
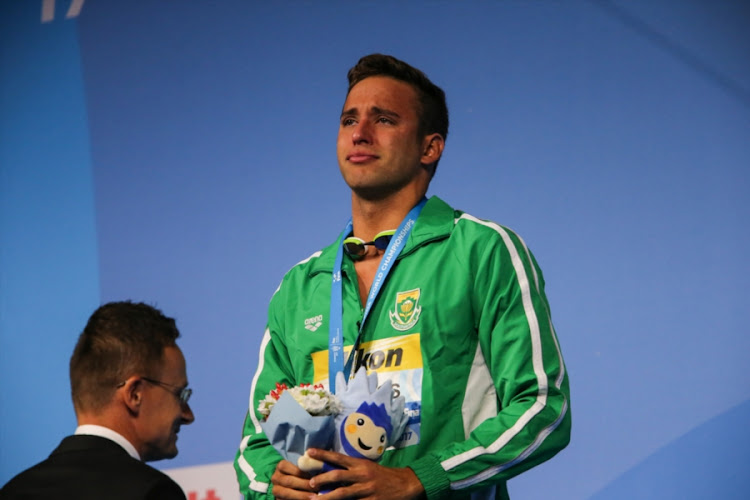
[{"x1": 342, "y1": 411, "x2": 387, "y2": 460}]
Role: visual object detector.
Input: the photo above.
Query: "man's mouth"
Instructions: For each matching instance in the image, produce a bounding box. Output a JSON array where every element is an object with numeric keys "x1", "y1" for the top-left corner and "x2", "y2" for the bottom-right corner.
[{"x1": 347, "y1": 152, "x2": 378, "y2": 163}]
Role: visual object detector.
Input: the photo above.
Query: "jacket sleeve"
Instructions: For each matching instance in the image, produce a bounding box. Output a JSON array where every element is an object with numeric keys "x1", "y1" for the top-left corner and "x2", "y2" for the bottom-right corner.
[
  {"x1": 234, "y1": 286, "x2": 297, "y2": 499},
  {"x1": 410, "y1": 223, "x2": 571, "y2": 499}
]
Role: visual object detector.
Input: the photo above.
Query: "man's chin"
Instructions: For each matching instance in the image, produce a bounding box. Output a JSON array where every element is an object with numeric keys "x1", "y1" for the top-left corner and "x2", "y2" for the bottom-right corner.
[
  {"x1": 163, "y1": 442, "x2": 179, "y2": 460},
  {"x1": 349, "y1": 184, "x2": 403, "y2": 202}
]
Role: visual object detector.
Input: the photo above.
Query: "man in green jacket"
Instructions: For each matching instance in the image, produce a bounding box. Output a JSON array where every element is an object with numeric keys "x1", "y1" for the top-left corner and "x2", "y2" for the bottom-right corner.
[{"x1": 234, "y1": 53, "x2": 570, "y2": 500}]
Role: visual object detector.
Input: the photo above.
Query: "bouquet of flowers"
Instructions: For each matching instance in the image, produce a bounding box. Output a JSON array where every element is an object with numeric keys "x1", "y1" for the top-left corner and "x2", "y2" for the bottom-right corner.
[
  {"x1": 260, "y1": 369, "x2": 409, "y2": 476},
  {"x1": 258, "y1": 382, "x2": 342, "y2": 419},
  {"x1": 296, "y1": 368, "x2": 409, "y2": 473},
  {"x1": 259, "y1": 382, "x2": 343, "y2": 466}
]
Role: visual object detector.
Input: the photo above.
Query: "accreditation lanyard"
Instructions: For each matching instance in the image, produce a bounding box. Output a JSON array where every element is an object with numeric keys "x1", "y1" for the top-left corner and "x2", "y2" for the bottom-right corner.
[{"x1": 328, "y1": 197, "x2": 427, "y2": 392}]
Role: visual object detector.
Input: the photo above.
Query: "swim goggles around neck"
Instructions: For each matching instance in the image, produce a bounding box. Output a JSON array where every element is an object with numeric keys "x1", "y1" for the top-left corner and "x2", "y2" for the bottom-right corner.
[{"x1": 342, "y1": 229, "x2": 396, "y2": 258}]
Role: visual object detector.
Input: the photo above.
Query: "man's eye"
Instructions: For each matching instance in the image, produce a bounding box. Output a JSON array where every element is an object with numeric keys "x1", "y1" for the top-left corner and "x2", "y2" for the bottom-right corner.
[
  {"x1": 341, "y1": 118, "x2": 356, "y2": 126},
  {"x1": 377, "y1": 117, "x2": 394, "y2": 124}
]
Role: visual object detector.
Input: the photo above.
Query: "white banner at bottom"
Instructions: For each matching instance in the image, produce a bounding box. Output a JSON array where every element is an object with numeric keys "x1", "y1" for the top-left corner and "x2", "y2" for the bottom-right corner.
[{"x1": 163, "y1": 461, "x2": 241, "y2": 500}]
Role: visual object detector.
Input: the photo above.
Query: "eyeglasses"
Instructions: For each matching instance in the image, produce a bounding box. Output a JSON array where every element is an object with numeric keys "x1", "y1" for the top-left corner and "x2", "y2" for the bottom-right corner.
[
  {"x1": 117, "y1": 377, "x2": 192, "y2": 405},
  {"x1": 142, "y1": 377, "x2": 193, "y2": 405},
  {"x1": 342, "y1": 230, "x2": 396, "y2": 259}
]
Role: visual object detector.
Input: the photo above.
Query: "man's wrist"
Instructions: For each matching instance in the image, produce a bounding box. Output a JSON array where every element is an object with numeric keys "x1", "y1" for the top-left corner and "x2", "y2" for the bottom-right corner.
[
  {"x1": 408, "y1": 454, "x2": 451, "y2": 500},
  {"x1": 401, "y1": 466, "x2": 427, "y2": 499}
]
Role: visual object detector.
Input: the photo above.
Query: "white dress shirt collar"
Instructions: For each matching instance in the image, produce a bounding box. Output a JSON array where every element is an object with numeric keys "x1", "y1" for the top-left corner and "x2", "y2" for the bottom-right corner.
[{"x1": 75, "y1": 424, "x2": 141, "y2": 461}]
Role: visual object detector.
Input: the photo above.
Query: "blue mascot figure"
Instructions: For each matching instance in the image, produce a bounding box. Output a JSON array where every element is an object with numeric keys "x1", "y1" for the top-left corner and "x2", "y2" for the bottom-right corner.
[
  {"x1": 297, "y1": 368, "x2": 408, "y2": 494},
  {"x1": 339, "y1": 401, "x2": 393, "y2": 461}
]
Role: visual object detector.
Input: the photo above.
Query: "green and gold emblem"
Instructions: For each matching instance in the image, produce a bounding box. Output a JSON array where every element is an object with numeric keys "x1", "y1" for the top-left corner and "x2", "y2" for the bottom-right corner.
[{"x1": 389, "y1": 288, "x2": 422, "y2": 331}]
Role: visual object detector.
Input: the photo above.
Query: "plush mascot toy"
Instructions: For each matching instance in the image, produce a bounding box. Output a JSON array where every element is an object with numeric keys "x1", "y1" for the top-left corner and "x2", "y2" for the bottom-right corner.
[
  {"x1": 338, "y1": 401, "x2": 393, "y2": 461},
  {"x1": 297, "y1": 368, "x2": 408, "y2": 490}
]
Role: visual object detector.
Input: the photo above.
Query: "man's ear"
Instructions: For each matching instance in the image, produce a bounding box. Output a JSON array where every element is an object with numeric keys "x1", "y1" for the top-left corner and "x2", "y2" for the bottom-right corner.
[
  {"x1": 119, "y1": 376, "x2": 143, "y2": 415},
  {"x1": 420, "y1": 133, "x2": 445, "y2": 167}
]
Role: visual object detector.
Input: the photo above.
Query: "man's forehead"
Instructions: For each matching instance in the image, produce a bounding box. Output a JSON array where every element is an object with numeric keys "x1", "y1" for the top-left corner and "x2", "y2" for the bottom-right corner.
[
  {"x1": 342, "y1": 77, "x2": 418, "y2": 115},
  {"x1": 159, "y1": 345, "x2": 188, "y2": 379}
]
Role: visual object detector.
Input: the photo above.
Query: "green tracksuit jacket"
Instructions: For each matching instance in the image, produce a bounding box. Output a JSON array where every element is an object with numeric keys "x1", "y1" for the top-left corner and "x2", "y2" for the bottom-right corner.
[{"x1": 234, "y1": 196, "x2": 571, "y2": 499}]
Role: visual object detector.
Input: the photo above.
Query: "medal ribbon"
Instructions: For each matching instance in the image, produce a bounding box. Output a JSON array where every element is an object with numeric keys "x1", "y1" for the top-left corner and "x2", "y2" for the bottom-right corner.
[{"x1": 328, "y1": 197, "x2": 426, "y2": 392}]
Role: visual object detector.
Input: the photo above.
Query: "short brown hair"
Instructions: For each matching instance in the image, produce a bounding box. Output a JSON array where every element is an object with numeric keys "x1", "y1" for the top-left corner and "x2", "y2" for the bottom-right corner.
[
  {"x1": 347, "y1": 54, "x2": 449, "y2": 172},
  {"x1": 69, "y1": 301, "x2": 180, "y2": 412}
]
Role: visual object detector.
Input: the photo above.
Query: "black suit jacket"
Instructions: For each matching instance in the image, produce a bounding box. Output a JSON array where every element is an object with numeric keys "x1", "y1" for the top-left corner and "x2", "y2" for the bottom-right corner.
[{"x1": 0, "y1": 435, "x2": 187, "y2": 500}]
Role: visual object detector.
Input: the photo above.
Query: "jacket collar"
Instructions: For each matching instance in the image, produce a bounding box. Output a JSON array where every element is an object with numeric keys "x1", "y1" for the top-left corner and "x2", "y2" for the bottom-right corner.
[{"x1": 308, "y1": 195, "x2": 455, "y2": 276}]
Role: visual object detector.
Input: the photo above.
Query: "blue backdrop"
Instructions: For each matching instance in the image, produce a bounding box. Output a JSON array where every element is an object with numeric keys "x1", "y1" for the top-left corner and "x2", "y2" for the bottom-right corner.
[{"x1": 2, "y1": 1, "x2": 749, "y2": 498}]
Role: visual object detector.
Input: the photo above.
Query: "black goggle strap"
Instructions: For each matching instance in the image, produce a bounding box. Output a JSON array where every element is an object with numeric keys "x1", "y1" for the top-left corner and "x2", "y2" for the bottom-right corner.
[{"x1": 342, "y1": 229, "x2": 396, "y2": 258}]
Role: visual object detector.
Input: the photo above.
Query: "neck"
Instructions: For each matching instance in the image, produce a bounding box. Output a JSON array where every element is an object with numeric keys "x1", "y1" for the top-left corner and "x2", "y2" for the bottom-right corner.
[
  {"x1": 77, "y1": 410, "x2": 140, "y2": 455},
  {"x1": 350, "y1": 187, "x2": 427, "y2": 240}
]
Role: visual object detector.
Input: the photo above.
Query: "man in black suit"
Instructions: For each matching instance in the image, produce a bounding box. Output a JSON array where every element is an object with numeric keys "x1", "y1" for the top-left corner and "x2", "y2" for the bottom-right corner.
[{"x1": 0, "y1": 301, "x2": 195, "y2": 499}]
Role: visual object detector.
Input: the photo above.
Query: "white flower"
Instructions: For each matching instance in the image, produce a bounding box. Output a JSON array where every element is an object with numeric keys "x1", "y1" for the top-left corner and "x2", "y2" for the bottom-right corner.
[
  {"x1": 258, "y1": 382, "x2": 342, "y2": 420},
  {"x1": 257, "y1": 394, "x2": 279, "y2": 419}
]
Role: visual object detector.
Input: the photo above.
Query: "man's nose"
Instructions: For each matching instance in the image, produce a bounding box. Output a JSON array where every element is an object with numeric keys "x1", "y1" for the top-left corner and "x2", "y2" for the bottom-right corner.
[
  {"x1": 352, "y1": 120, "x2": 371, "y2": 144},
  {"x1": 181, "y1": 403, "x2": 195, "y2": 424}
]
